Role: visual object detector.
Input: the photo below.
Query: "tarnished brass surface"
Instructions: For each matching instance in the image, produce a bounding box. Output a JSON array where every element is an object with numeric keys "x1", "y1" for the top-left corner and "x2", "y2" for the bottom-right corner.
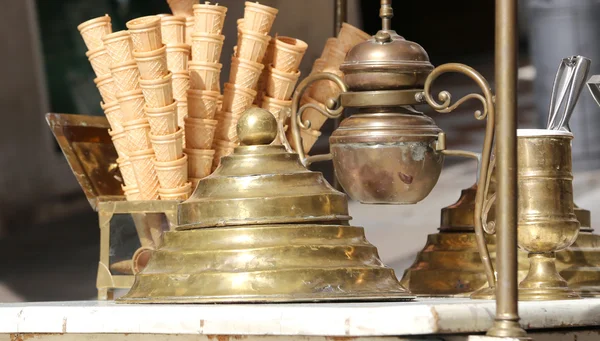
[
  {"x1": 122, "y1": 108, "x2": 411, "y2": 303},
  {"x1": 339, "y1": 89, "x2": 422, "y2": 107},
  {"x1": 120, "y1": 224, "x2": 412, "y2": 303},
  {"x1": 46, "y1": 113, "x2": 123, "y2": 209}
]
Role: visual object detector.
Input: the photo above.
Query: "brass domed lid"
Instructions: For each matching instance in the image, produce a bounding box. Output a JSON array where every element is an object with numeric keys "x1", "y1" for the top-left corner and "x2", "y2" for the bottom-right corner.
[
  {"x1": 339, "y1": 2, "x2": 433, "y2": 91},
  {"x1": 177, "y1": 108, "x2": 351, "y2": 229}
]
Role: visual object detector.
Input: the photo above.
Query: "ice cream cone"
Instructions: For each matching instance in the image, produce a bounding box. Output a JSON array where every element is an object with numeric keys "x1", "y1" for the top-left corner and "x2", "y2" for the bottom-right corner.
[
  {"x1": 86, "y1": 47, "x2": 111, "y2": 77},
  {"x1": 123, "y1": 118, "x2": 152, "y2": 151},
  {"x1": 337, "y1": 23, "x2": 371, "y2": 50},
  {"x1": 109, "y1": 129, "x2": 130, "y2": 158},
  {"x1": 133, "y1": 45, "x2": 168, "y2": 80},
  {"x1": 273, "y1": 36, "x2": 307, "y2": 73},
  {"x1": 222, "y1": 83, "x2": 257, "y2": 115},
  {"x1": 261, "y1": 95, "x2": 291, "y2": 122},
  {"x1": 94, "y1": 74, "x2": 117, "y2": 103},
  {"x1": 110, "y1": 59, "x2": 140, "y2": 93},
  {"x1": 217, "y1": 94, "x2": 223, "y2": 111},
  {"x1": 243, "y1": 1, "x2": 278, "y2": 35},
  {"x1": 78, "y1": 15, "x2": 112, "y2": 51},
  {"x1": 191, "y1": 33, "x2": 224, "y2": 63},
  {"x1": 300, "y1": 95, "x2": 328, "y2": 130},
  {"x1": 117, "y1": 89, "x2": 146, "y2": 122},
  {"x1": 192, "y1": 3, "x2": 227, "y2": 34},
  {"x1": 123, "y1": 185, "x2": 141, "y2": 201},
  {"x1": 237, "y1": 29, "x2": 270, "y2": 63},
  {"x1": 261, "y1": 37, "x2": 276, "y2": 66},
  {"x1": 166, "y1": 44, "x2": 190, "y2": 72},
  {"x1": 229, "y1": 57, "x2": 264, "y2": 90},
  {"x1": 176, "y1": 100, "x2": 188, "y2": 127},
  {"x1": 167, "y1": 0, "x2": 197, "y2": 17},
  {"x1": 327, "y1": 46, "x2": 348, "y2": 68},
  {"x1": 310, "y1": 58, "x2": 327, "y2": 74},
  {"x1": 102, "y1": 30, "x2": 133, "y2": 65},
  {"x1": 172, "y1": 71, "x2": 190, "y2": 101},
  {"x1": 266, "y1": 65, "x2": 300, "y2": 100},
  {"x1": 184, "y1": 148, "x2": 215, "y2": 179},
  {"x1": 128, "y1": 148, "x2": 160, "y2": 200},
  {"x1": 214, "y1": 111, "x2": 240, "y2": 142},
  {"x1": 150, "y1": 128, "x2": 184, "y2": 162},
  {"x1": 212, "y1": 139, "x2": 238, "y2": 170},
  {"x1": 161, "y1": 16, "x2": 185, "y2": 45},
  {"x1": 126, "y1": 16, "x2": 163, "y2": 52},
  {"x1": 254, "y1": 91, "x2": 264, "y2": 106},
  {"x1": 158, "y1": 182, "x2": 192, "y2": 200},
  {"x1": 189, "y1": 177, "x2": 201, "y2": 190},
  {"x1": 185, "y1": 17, "x2": 194, "y2": 45},
  {"x1": 117, "y1": 156, "x2": 137, "y2": 187},
  {"x1": 188, "y1": 61, "x2": 222, "y2": 90},
  {"x1": 287, "y1": 127, "x2": 322, "y2": 154},
  {"x1": 187, "y1": 89, "x2": 219, "y2": 119},
  {"x1": 154, "y1": 153, "x2": 188, "y2": 189},
  {"x1": 101, "y1": 100, "x2": 124, "y2": 132},
  {"x1": 140, "y1": 72, "x2": 174, "y2": 108},
  {"x1": 320, "y1": 38, "x2": 343, "y2": 59},
  {"x1": 309, "y1": 66, "x2": 344, "y2": 103},
  {"x1": 184, "y1": 116, "x2": 218, "y2": 149},
  {"x1": 145, "y1": 101, "x2": 178, "y2": 135}
]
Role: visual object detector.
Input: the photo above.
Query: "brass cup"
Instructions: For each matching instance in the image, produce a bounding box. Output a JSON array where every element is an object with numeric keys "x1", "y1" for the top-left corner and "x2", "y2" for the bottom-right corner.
[{"x1": 481, "y1": 129, "x2": 580, "y2": 300}]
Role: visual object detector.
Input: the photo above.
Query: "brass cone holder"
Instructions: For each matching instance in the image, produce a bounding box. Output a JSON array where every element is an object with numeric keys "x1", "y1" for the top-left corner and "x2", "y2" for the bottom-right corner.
[{"x1": 119, "y1": 108, "x2": 412, "y2": 303}]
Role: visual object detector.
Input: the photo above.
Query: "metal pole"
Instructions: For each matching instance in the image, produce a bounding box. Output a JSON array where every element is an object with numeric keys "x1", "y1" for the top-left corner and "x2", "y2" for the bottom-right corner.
[
  {"x1": 332, "y1": 0, "x2": 347, "y2": 190},
  {"x1": 487, "y1": 0, "x2": 528, "y2": 338}
]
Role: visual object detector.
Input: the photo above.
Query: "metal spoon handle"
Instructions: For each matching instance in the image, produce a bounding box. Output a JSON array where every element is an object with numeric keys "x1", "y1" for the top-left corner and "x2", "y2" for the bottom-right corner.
[{"x1": 547, "y1": 56, "x2": 591, "y2": 131}]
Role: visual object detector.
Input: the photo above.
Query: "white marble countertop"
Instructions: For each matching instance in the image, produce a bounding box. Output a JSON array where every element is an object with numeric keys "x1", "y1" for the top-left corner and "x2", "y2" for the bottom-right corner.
[{"x1": 1, "y1": 298, "x2": 600, "y2": 336}]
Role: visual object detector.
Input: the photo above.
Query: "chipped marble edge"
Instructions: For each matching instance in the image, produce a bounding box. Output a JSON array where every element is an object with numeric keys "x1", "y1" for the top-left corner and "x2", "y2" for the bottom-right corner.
[{"x1": 1, "y1": 298, "x2": 600, "y2": 336}]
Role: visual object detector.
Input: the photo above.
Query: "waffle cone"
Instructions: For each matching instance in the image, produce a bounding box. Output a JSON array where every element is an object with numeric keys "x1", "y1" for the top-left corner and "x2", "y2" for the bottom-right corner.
[
  {"x1": 161, "y1": 16, "x2": 185, "y2": 45},
  {"x1": 154, "y1": 153, "x2": 188, "y2": 189},
  {"x1": 123, "y1": 118, "x2": 152, "y2": 151},
  {"x1": 320, "y1": 38, "x2": 344, "y2": 59},
  {"x1": 167, "y1": 0, "x2": 197, "y2": 17},
  {"x1": 187, "y1": 89, "x2": 219, "y2": 119},
  {"x1": 287, "y1": 127, "x2": 322, "y2": 154},
  {"x1": 117, "y1": 156, "x2": 137, "y2": 187},
  {"x1": 266, "y1": 66, "x2": 300, "y2": 100},
  {"x1": 78, "y1": 15, "x2": 112, "y2": 51},
  {"x1": 184, "y1": 116, "x2": 217, "y2": 149},
  {"x1": 310, "y1": 58, "x2": 327, "y2": 74},
  {"x1": 212, "y1": 139, "x2": 238, "y2": 170},
  {"x1": 254, "y1": 91, "x2": 265, "y2": 106},
  {"x1": 102, "y1": 30, "x2": 133, "y2": 64},
  {"x1": 229, "y1": 57, "x2": 264, "y2": 89},
  {"x1": 158, "y1": 182, "x2": 192, "y2": 200},
  {"x1": 145, "y1": 102, "x2": 178, "y2": 135},
  {"x1": 217, "y1": 94, "x2": 223, "y2": 111},
  {"x1": 192, "y1": 3, "x2": 227, "y2": 34},
  {"x1": 109, "y1": 129, "x2": 130, "y2": 158},
  {"x1": 273, "y1": 36, "x2": 307, "y2": 73},
  {"x1": 261, "y1": 95, "x2": 291, "y2": 122},
  {"x1": 172, "y1": 71, "x2": 190, "y2": 101},
  {"x1": 123, "y1": 185, "x2": 141, "y2": 200},
  {"x1": 189, "y1": 177, "x2": 201, "y2": 190},
  {"x1": 191, "y1": 33, "x2": 224, "y2": 63},
  {"x1": 185, "y1": 17, "x2": 194, "y2": 45},
  {"x1": 176, "y1": 100, "x2": 188, "y2": 127},
  {"x1": 214, "y1": 111, "x2": 240, "y2": 142},
  {"x1": 243, "y1": 1, "x2": 278, "y2": 35},
  {"x1": 222, "y1": 83, "x2": 257, "y2": 116},
  {"x1": 237, "y1": 30, "x2": 270, "y2": 62},
  {"x1": 166, "y1": 44, "x2": 190, "y2": 72},
  {"x1": 101, "y1": 100, "x2": 124, "y2": 132},
  {"x1": 117, "y1": 89, "x2": 146, "y2": 121},
  {"x1": 327, "y1": 47, "x2": 347, "y2": 68},
  {"x1": 126, "y1": 16, "x2": 163, "y2": 52},
  {"x1": 261, "y1": 37, "x2": 276, "y2": 66},
  {"x1": 150, "y1": 128, "x2": 184, "y2": 162},
  {"x1": 140, "y1": 72, "x2": 174, "y2": 108},
  {"x1": 337, "y1": 23, "x2": 371, "y2": 50},
  {"x1": 128, "y1": 149, "x2": 160, "y2": 200},
  {"x1": 184, "y1": 148, "x2": 215, "y2": 179},
  {"x1": 87, "y1": 47, "x2": 111, "y2": 77},
  {"x1": 110, "y1": 59, "x2": 140, "y2": 93},
  {"x1": 188, "y1": 61, "x2": 222, "y2": 90},
  {"x1": 133, "y1": 45, "x2": 168, "y2": 80},
  {"x1": 94, "y1": 74, "x2": 117, "y2": 103},
  {"x1": 300, "y1": 95, "x2": 328, "y2": 130},
  {"x1": 309, "y1": 66, "x2": 344, "y2": 103}
]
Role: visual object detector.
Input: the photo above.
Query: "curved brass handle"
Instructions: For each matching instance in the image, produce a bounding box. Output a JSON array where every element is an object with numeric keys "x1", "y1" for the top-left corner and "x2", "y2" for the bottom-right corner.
[
  {"x1": 286, "y1": 72, "x2": 349, "y2": 167},
  {"x1": 420, "y1": 63, "x2": 497, "y2": 289}
]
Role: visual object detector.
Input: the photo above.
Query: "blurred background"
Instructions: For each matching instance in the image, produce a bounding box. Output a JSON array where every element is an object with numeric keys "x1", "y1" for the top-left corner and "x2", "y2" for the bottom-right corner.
[{"x1": 1, "y1": 0, "x2": 600, "y2": 302}]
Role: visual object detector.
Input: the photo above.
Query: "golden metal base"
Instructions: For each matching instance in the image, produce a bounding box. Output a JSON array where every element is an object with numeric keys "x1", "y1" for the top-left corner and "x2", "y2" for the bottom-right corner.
[{"x1": 120, "y1": 224, "x2": 413, "y2": 303}]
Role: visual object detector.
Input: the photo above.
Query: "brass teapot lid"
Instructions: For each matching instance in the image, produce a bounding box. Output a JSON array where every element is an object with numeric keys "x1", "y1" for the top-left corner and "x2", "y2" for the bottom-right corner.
[
  {"x1": 339, "y1": 2, "x2": 433, "y2": 91},
  {"x1": 177, "y1": 108, "x2": 351, "y2": 229}
]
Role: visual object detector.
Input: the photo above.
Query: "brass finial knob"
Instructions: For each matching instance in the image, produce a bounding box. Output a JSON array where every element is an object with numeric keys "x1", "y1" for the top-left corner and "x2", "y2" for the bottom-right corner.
[{"x1": 237, "y1": 107, "x2": 278, "y2": 146}]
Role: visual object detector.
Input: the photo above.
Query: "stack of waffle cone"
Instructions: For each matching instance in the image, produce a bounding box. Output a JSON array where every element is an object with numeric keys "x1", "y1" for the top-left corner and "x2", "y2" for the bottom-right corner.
[
  {"x1": 179, "y1": 2, "x2": 228, "y2": 181},
  {"x1": 210, "y1": 2, "x2": 277, "y2": 169},
  {"x1": 125, "y1": 15, "x2": 189, "y2": 200},
  {"x1": 286, "y1": 23, "x2": 370, "y2": 154}
]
